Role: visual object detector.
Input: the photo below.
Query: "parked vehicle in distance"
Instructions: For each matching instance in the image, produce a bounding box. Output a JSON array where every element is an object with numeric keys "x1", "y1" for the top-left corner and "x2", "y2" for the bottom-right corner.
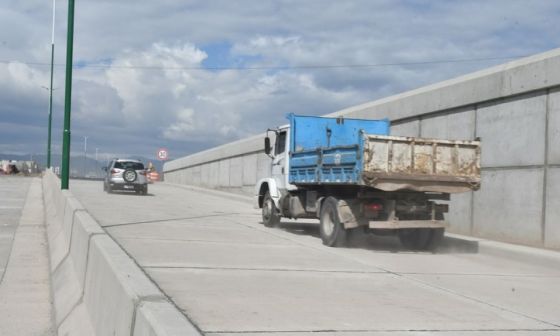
[
  {"x1": 255, "y1": 114, "x2": 481, "y2": 251},
  {"x1": 103, "y1": 159, "x2": 148, "y2": 195}
]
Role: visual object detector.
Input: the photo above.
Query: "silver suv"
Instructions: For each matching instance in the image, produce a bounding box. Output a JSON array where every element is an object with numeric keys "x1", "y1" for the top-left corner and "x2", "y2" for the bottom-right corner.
[{"x1": 103, "y1": 159, "x2": 148, "y2": 195}]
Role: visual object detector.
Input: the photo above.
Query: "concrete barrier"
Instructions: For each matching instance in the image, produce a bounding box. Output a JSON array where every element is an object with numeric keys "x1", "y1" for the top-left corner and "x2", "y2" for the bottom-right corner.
[
  {"x1": 163, "y1": 48, "x2": 560, "y2": 250},
  {"x1": 42, "y1": 170, "x2": 200, "y2": 335}
]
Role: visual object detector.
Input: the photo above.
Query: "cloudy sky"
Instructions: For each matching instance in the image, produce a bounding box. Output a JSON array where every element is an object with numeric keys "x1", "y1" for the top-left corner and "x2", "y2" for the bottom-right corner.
[{"x1": 1, "y1": 0, "x2": 560, "y2": 163}]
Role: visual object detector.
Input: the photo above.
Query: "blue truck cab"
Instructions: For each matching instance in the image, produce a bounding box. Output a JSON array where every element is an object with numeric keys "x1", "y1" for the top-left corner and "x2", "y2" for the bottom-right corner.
[
  {"x1": 256, "y1": 114, "x2": 481, "y2": 250},
  {"x1": 288, "y1": 114, "x2": 390, "y2": 185}
]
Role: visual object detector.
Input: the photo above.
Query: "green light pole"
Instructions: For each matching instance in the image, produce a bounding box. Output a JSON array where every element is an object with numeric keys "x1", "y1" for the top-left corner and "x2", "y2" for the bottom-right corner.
[
  {"x1": 61, "y1": 0, "x2": 75, "y2": 189},
  {"x1": 47, "y1": 0, "x2": 55, "y2": 169}
]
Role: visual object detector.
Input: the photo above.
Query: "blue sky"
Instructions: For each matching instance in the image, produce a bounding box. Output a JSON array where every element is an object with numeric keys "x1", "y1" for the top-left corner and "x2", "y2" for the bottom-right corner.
[{"x1": 1, "y1": 0, "x2": 560, "y2": 165}]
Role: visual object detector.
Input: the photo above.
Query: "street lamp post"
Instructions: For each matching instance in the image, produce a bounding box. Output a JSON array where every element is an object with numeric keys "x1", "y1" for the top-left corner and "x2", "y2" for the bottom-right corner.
[
  {"x1": 61, "y1": 0, "x2": 75, "y2": 189},
  {"x1": 95, "y1": 147, "x2": 99, "y2": 177},
  {"x1": 83, "y1": 136, "x2": 88, "y2": 177},
  {"x1": 47, "y1": 0, "x2": 56, "y2": 169}
]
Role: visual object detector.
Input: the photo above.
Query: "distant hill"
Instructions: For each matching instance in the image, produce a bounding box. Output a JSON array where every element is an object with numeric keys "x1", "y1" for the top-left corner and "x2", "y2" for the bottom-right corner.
[{"x1": 0, "y1": 153, "x2": 164, "y2": 177}]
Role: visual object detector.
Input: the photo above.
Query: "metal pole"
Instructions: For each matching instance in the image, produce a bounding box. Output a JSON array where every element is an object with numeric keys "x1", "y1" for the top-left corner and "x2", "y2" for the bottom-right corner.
[
  {"x1": 61, "y1": 0, "x2": 75, "y2": 189},
  {"x1": 83, "y1": 136, "x2": 88, "y2": 177},
  {"x1": 47, "y1": 0, "x2": 56, "y2": 168},
  {"x1": 95, "y1": 147, "x2": 99, "y2": 178}
]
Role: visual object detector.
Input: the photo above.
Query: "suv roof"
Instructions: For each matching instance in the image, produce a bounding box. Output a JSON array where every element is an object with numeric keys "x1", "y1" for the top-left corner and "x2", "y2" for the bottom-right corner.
[{"x1": 112, "y1": 158, "x2": 142, "y2": 162}]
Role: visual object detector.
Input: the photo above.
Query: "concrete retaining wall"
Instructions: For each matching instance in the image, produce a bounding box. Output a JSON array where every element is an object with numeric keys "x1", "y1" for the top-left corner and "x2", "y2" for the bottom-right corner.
[
  {"x1": 42, "y1": 170, "x2": 200, "y2": 335},
  {"x1": 163, "y1": 48, "x2": 560, "y2": 250}
]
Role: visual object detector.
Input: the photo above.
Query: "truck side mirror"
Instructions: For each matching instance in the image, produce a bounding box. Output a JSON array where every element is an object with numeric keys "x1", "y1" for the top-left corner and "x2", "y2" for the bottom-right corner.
[{"x1": 264, "y1": 137, "x2": 271, "y2": 155}]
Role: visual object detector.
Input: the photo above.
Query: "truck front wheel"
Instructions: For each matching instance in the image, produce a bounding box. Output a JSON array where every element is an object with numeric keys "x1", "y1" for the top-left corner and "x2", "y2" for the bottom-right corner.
[
  {"x1": 262, "y1": 191, "x2": 281, "y2": 227},
  {"x1": 319, "y1": 197, "x2": 347, "y2": 247}
]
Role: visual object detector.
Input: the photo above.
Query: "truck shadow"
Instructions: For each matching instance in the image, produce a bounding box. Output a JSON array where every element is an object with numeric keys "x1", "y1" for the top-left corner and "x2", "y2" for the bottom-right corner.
[{"x1": 276, "y1": 221, "x2": 479, "y2": 254}]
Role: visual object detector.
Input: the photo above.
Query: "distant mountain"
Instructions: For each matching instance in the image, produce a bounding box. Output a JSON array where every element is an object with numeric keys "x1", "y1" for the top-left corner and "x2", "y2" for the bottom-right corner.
[{"x1": 0, "y1": 153, "x2": 164, "y2": 177}]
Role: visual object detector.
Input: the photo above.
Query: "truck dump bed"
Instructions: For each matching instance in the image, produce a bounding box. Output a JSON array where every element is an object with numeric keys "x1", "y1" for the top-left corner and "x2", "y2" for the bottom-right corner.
[{"x1": 288, "y1": 114, "x2": 481, "y2": 193}]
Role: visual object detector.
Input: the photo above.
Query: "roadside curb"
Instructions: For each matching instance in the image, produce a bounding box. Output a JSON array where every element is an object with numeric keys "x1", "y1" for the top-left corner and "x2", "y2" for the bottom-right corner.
[
  {"x1": 42, "y1": 171, "x2": 202, "y2": 335},
  {"x1": 446, "y1": 232, "x2": 560, "y2": 269}
]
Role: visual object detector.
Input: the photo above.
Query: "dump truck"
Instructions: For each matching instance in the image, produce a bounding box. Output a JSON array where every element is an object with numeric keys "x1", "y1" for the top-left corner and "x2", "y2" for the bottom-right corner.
[{"x1": 255, "y1": 114, "x2": 481, "y2": 250}]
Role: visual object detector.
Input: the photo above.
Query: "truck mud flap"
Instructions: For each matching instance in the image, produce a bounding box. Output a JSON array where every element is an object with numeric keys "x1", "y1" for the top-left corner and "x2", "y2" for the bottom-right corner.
[{"x1": 336, "y1": 199, "x2": 361, "y2": 229}]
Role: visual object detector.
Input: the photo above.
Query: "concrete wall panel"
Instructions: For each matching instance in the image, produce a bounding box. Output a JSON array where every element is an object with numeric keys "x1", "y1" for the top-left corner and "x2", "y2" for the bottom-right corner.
[
  {"x1": 545, "y1": 168, "x2": 560, "y2": 249},
  {"x1": 191, "y1": 165, "x2": 202, "y2": 186},
  {"x1": 209, "y1": 162, "x2": 219, "y2": 188},
  {"x1": 473, "y1": 169, "x2": 544, "y2": 246},
  {"x1": 219, "y1": 159, "x2": 230, "y2": 187},
  {"x1": 184, "y1": 169, "x2": 193, "y2": 185},
  {"x1": 133, "y1": 301, "x2": 200, "y2": 336},
  {"x1": 446, "y1": 192, "x2": 473, "y2": 236},
  {"x1": 84, "y1": 236, "x2": 163, "y2": 336},
  {"x1": 447, "y1": 108, "x2": 476, "y2": 141},
  {"x1": 256, "y1": 153, "x2": 271, "y2": 182},
  {"x1": 420, "y1": 114, "x2": 447, "y2": 139},
  {"x1": 476, "y1": 93, "x2": 546, "y2": 167},
  {"x1": 229, "y1": 157, "x2": 243, "y2": 187},
  {"x1": 242, "y1": 154, "x2": 258, "y2": 186},
  {"x1": 421, "y1": 108, "x2": 475, "y2": 141},
  {"x1": 200, "y1": 163, "x2": 210, "y2": 187},
  {"x1": 548, "y1": 88, "x2": 560, "y2": 164},
  {"x1": 391, "y1": 119, "x2": 420, "y2": 137},
  {"x1": 163, "y1": 49, "x2": 560, "y2": 248}
]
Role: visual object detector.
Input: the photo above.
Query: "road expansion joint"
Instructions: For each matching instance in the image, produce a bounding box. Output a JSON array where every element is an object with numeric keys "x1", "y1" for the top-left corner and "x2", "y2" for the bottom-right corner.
[
  {"x1": 398, "y1": 274, "x2": 560, "y2": 329},
  {"x1": 398, "y1": 271, "x2": 560, "y2": 278},
  {"x1": 231, "y1": 221, "x2": 560, "y2": 329},
  {"x1": 203, "y1": 327, "x2": 560, "y2": 334},
  {"x1": 106, "y1": 229, "x2": 206, "y2": 335},
  {"x1": 102, "y1": 212, "x2": 242, "y2": 228},
  {"x1": 143, "y1": 265, "x2": 388, "y2": 274},
  {"x1": 114, "y1": 236, "x2": 303, "y2": 248}
]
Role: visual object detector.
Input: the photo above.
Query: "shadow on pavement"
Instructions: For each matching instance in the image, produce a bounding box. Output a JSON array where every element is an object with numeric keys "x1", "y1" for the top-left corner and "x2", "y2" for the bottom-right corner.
[{"x1": 275, "y1": 221, "x2": 479, "y2": 255}]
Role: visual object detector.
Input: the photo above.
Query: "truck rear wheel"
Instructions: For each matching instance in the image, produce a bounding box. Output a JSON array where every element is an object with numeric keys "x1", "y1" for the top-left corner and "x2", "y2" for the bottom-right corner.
[
  {"x1": 319, "y1": 197, "x2": 347, "y2": 247},
  {"x1": 262, "y1": 191, "x2": 280, "y2": 227}
]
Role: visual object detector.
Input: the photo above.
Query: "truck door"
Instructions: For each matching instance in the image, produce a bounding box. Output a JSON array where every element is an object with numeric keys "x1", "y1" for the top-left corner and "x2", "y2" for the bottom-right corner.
[{"x1": 272, "y1": 130, "x2": 287, "y2": 190}]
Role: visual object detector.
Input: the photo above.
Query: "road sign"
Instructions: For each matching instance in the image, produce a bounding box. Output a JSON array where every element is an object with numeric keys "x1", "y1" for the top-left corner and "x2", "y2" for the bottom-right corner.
[{"x1": 157, "y1": 148, "x2": 168, "y2": 161}]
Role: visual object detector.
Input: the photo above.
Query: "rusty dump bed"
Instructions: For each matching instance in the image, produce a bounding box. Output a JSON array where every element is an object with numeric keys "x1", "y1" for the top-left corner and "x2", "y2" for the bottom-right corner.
[{"x1": 362, "y1": 135, "x2": 481, "y2": 193}]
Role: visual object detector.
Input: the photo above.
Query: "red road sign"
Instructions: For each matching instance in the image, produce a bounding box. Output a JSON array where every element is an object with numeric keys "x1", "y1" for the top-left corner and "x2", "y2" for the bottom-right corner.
[{"x1": 157, "y1": 148, "x2": 168, "y2": 160}]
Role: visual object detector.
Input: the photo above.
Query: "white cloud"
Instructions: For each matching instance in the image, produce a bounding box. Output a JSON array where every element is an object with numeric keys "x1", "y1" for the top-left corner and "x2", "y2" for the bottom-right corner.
[{"x1": 2, "y1": 0, "x2": 560, "y2": 159}]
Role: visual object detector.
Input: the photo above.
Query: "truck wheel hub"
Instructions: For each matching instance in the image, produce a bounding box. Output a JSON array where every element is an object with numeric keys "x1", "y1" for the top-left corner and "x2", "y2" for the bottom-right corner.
[{"x1": 322, "y1": 211, "x2": 335, "y2": 235}]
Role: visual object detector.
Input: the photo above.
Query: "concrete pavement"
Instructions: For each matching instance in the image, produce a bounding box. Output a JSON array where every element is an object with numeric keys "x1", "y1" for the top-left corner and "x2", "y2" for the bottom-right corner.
[
  {"x1": 0, "y1": 176, "x2": 31, "y2": 281},
  {"x1": 0, "y1": 177, "x2": 54, "y2": 335},
  {"x1": 69, "y1": 179, "x2": 560, "y2": 335}
]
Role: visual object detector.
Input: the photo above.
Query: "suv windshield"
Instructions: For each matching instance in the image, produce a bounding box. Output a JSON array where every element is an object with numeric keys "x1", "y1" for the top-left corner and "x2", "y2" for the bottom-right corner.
[{"x1": 114, "y1": 161, "x2": 144, "y2": 170}]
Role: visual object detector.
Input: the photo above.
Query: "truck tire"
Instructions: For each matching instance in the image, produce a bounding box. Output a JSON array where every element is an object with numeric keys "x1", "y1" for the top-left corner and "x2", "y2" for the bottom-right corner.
[
  {"x1": 319, "y1": 197, "x2": 347, "y2": 247},
  {"x1": 262, "y1": 191, "x2": 280, "y2": 227},
  {"x1": 398, "y1": 213, "x2": 444, "y2": 251}
]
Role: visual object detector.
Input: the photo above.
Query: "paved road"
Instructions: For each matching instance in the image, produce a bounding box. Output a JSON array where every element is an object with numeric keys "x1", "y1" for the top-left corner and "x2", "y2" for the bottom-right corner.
[{"x1": 69, "y1": 180, "x2": 560, "y2": 335}]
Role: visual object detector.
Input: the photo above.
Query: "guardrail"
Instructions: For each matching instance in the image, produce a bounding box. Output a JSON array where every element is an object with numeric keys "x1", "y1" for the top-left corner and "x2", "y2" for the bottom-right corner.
[{"x1": 42, "y1": 170, "x2": 200, "y2": 335}]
